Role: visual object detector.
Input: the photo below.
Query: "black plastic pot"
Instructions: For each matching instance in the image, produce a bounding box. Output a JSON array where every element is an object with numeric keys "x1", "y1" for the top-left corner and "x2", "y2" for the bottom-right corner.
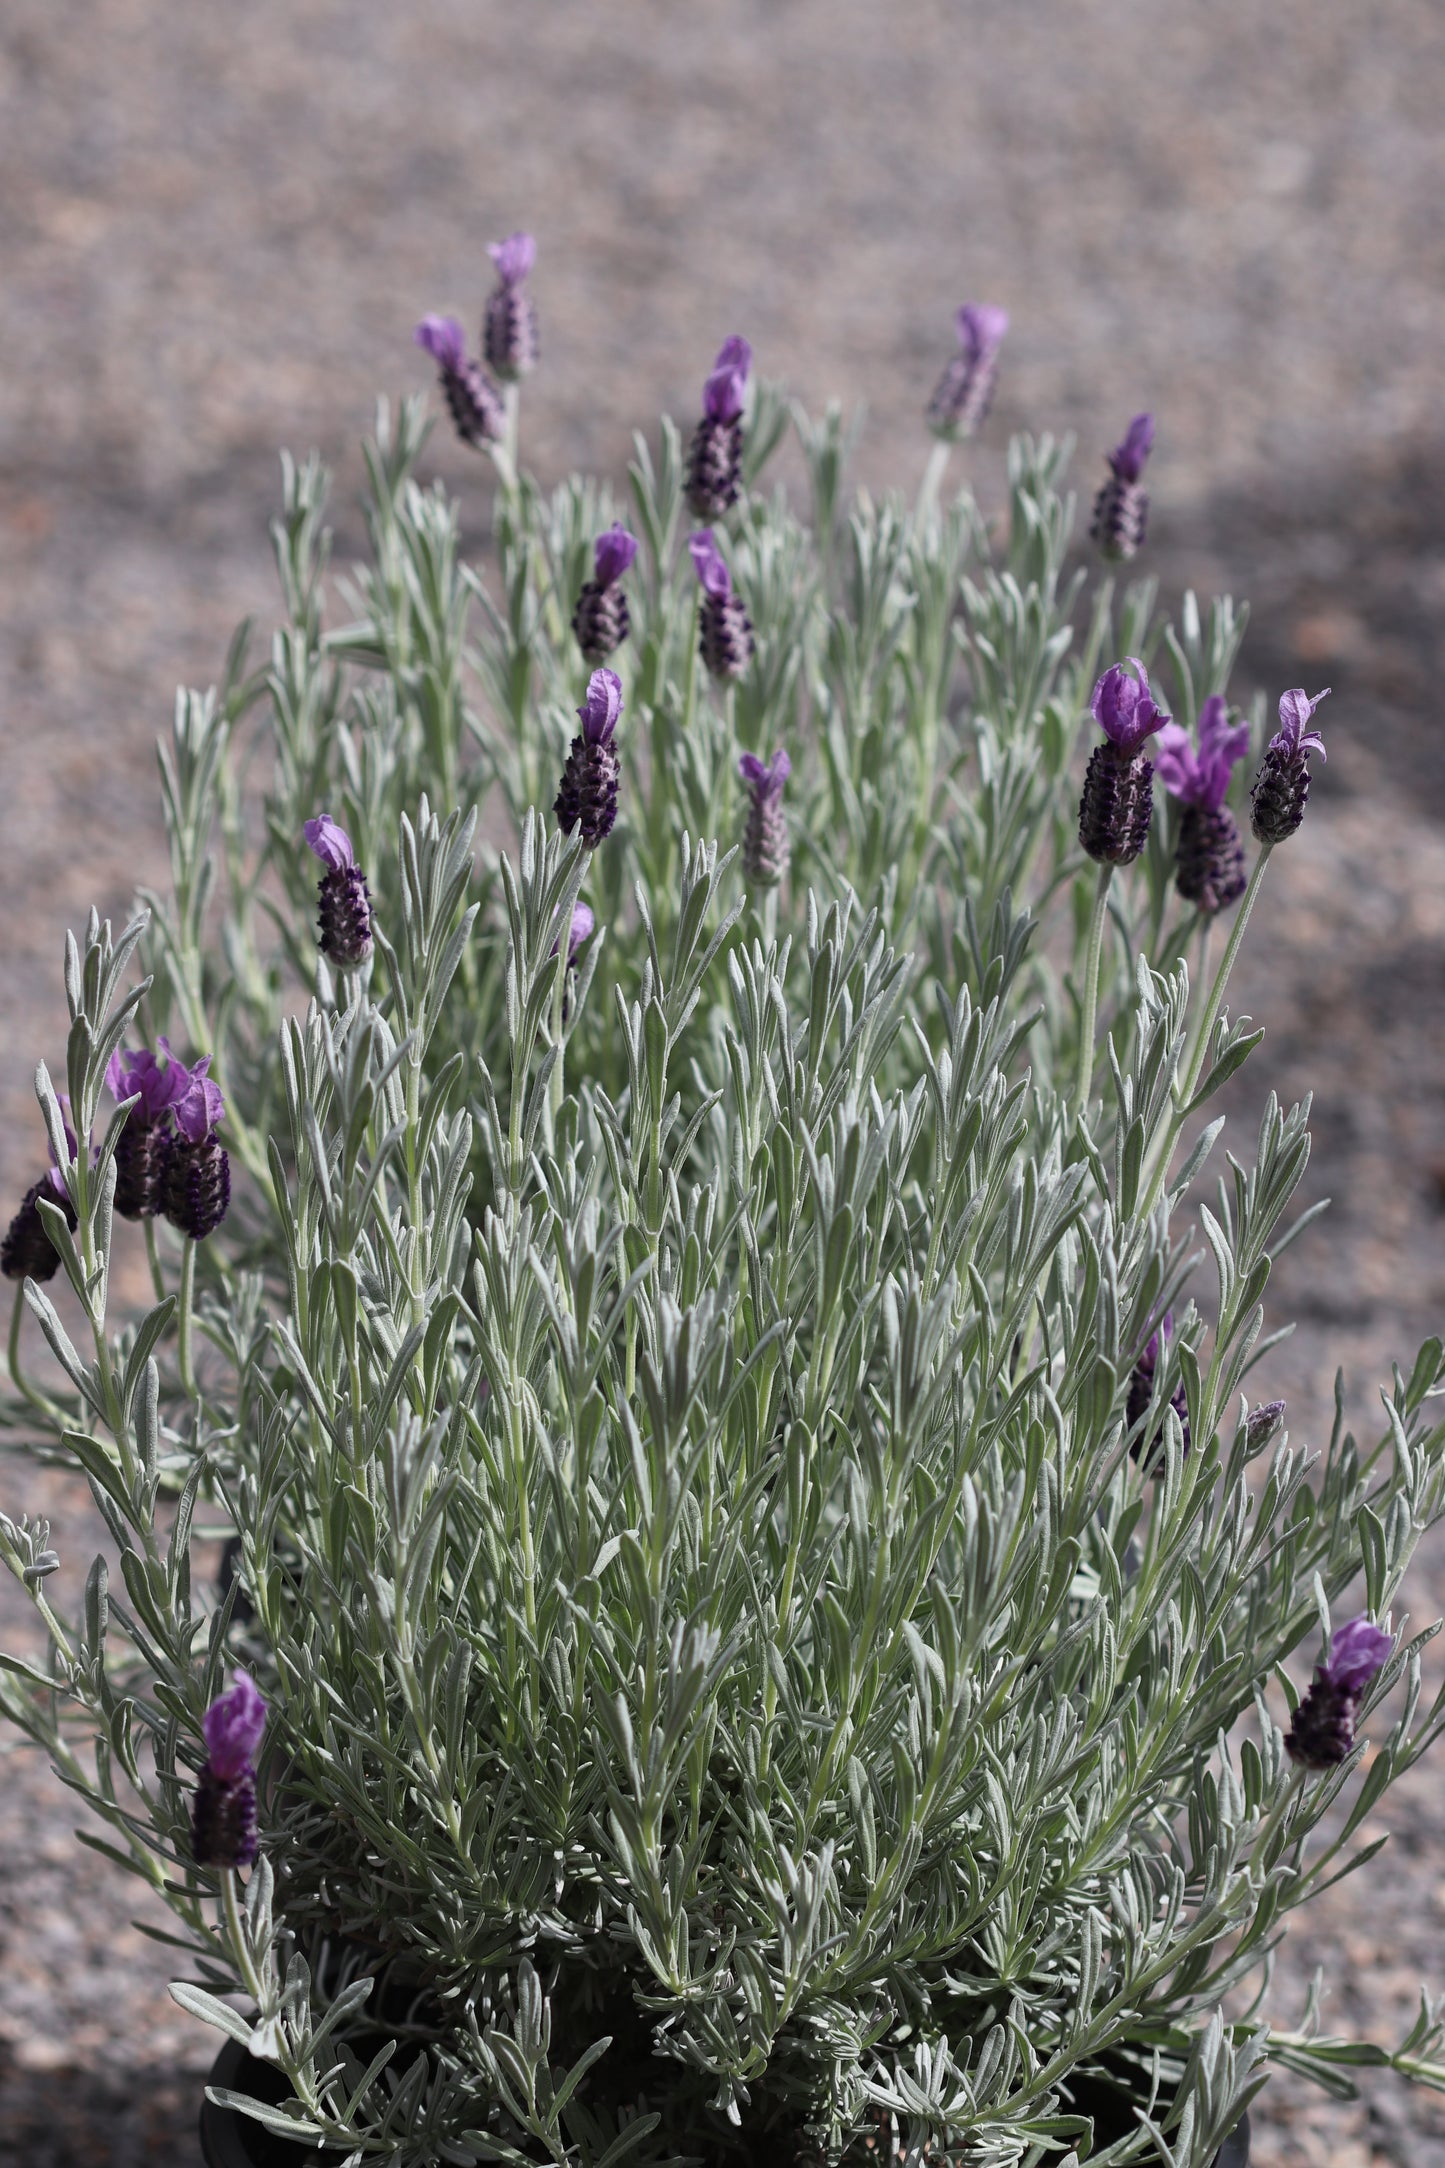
[
  {"x1": 200, "y1": 2038, "x2": 347, "y2": 2168},
  {"x1": 201, "y1": 2038, "x2": 1252, "y2": 2168}
]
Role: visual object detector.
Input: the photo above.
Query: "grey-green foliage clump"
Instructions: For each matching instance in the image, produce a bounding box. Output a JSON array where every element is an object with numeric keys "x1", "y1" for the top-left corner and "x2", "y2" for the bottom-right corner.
[{"x1": 2, "y1": 374, "x2": 1445, "y2": 2168}]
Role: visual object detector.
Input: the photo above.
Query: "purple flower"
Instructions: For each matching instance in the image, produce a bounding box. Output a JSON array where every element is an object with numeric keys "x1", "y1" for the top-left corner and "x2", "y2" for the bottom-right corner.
[
  {"x1": 1154, "y1": 696, "x2": 1251, "y2": 813},
  {"x1": 1286, "y1": 1615, "x2": 1393, "y2": 1770},
  {"x1": 593, "y1": 523, "x2": 638, "y2": 589},
  {"x1": 192, "y1": 1670, "x2": 266, "y2": 1870},
  {"x1": 956, "y1": 304, "x2": 1010, "y2": 360},
  {"x1": 1251, "y1": 687, "x2": 1331, "y2": 844},
  {"x1": 1244, "y1": 1398, "x2": 1286, "y2": 1449},
  {"x1": 1323, "y1": 1617, "x2": 1394, "y2": 1697},
  {"x1": 738, "y1": 749, "x2": 791, "y2": 799},
  {"x1": 1270, "y1": 686, "x2": 1331, "y2": 762},
  {"x1": 106, "y1": 1040, "x2": 191, "y2": 1125},
  {"x1": 303, "y1": 814, "x2": 355, "y2": 872},
  {"x1": 578, "y1": 668, "x2": 623, "y2": 746},
  {"x1": 1089, "y1": 658, "x2": 1169, "y2": 756},
  {"x1": 738, "y1": 750, "x2": 791, "y2": 887},
  {"x1": 172, "y1": 1058, "x2": 226, "y2": 1146},
  {"x1": 1108, "y1": 412, "x2": 1155, "y2": 484},
  {"x1": 555, "y1": 679, "x2": 622, "y2": 846},
  {"x1": 550, "y1": 901, "x2": 596, "y2": 964},
  {"x1": 203, "y1": 1669, "x2": 267, "y2": 1781},
  {"x1": 702, "y1": 335, "x2": 752, "y2": 424},
  {"x1": 488, "y1": 232, "x2": 535, "y2": 286},
  {"x1": 414, "y1": 315, "x2": 468, "y2": 373},
  {"x1": 688, "y1": 529, "x2": 733, "y2": 600}
]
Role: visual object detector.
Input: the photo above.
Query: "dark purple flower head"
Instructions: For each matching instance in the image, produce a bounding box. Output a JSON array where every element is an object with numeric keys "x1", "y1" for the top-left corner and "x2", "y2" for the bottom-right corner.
[
  {"x1": 414, "y1": 315, "x2": 467, "y2": 373},
  {"x1": 1108, "y1": 412, "x2": 1155, "y2": 484},
  {"x1": 303, "y1": 815, "x2": 356, "y2": 872},
  {"x1": 577, "y1": 668, "x2": 623, "y2": 746},
  {"x1": 172, "y1": 1057, "x2": 226, "y2": 1145},
  {"x1": 593, "y1": 523, "x2": 638, "y2": 589},
  {"x1": 1324, "y1": 1616, "x2": 1393, "y2": 1697},
  {"x1": 203, "y1": 1669, "x2": 266, "y2": 1782},
  {"x1": 106, "y1": 1040, "x2": 190, "y2": 1125},
  {"x1": 1270, "y1": 686, "x2": 1331, "y2": 762},
  {"x1": 956, "y1": 304, "x2": 1010, "y2": 360},
  {"x1": 1154, "y1": 696, "x2": 1252, "y2": 812},
  {"x1": 689, "y1": 528, "x2": 732, "y2": 600},
  {"x1": 1244, "y1": 1398, "x2": 1286, "y2": 1449},
  {"x1": 738, "y1": 748, "x2": 791, "y2": 801},
  {"x1": 702, "y1": 335, "x2": 752, "y2": 424},
  {"x1": 1090, "y1": 657, "x2": 1169, "y2": 755},
  {"x1": 488, "y1": 232, "x2": 535, "y2": 286}
]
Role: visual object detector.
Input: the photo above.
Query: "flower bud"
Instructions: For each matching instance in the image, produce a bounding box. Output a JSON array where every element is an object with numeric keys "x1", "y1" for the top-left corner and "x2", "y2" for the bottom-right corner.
[
  {"x1": 1250, "y1": 687, "x2": 1330, "y2": 844},
  {"x1": 685, "y1": 337, "x2": 751, "y2": 520},
  {"x1": 689, "y1": 530, "x2": 754, "y2": 682},
  {"x1": 1, "y1": 1173, "x2": 77, "y2": 1284},
  {"x1": 303, "y1": 817, "x2": 374, "y2": 971},
  {"x1": 1244, "y1": 1399, "x2": 1286, "y2": 1450},
  {"x1": 1090, "y1": 413, "x2": 1155, "y2": 561},
  {"x1": 1078, "y1": 658, "x2": 1168, "y2": 866},
  {"x1": 926, "y1": 304, "x2": 1009, "y2": 442},
  {"x1": 1126, "y1": 1316, "x2": 1190, "y2": 1472},
  {"x1": 191, "y1": 1671, "x2": 266, "y2": 1870},
  {"x1": 483, "y1": 233, "x2": 539, "y2": 382},
  {"x1": 572, "y1": 526, "x2": 638, "y2": 665},
  {"x1": 738, "y1": 750, "x2": 791, "y2": 888},
  {"x1": 1155, "y1": 697, "x2": 1252, "y2": 913},
  {"x1": 414, "y1": 316, "x2": 506, "y2": 448},
  {"x1": 1286, "y1": 1617, "x2": 1392, "y2": 1770},
  {"x1": 554, "y1": 670, "x2": 623, "y2": 846}
]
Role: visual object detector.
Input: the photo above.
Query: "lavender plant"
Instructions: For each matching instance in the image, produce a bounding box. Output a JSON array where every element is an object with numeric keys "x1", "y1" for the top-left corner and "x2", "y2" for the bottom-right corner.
[{"x1": 1, "y1": 260, "x2": 1444, "y2": 2168}]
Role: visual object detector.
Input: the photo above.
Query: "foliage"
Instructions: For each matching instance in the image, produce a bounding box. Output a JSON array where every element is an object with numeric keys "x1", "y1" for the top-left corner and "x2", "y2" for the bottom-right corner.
[{"x1": 3, "y1": 370, "x2": 1445, "y2": 2168}]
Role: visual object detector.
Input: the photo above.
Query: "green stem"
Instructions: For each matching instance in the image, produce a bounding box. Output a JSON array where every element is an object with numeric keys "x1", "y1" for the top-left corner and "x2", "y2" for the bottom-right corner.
[
  {"x1": 144, "y1": 1218, "x2": 167, "y2": 1304},
  {"x1": 1074, "y1": 863, "x2": 1115, "y2": 1114},
  {"x1": 915, "y1": 440, "x2": 951, "y2": 528},
  {"x1": 1136, "y1": 844, "x2": 1274, "y2": 1220},
  {"x1": 178, "y1": 1238, "x2": 198, "y2": 1402},
  {"x1": 220, "y1": 1868, "x2": 265, "y2": 2004}
]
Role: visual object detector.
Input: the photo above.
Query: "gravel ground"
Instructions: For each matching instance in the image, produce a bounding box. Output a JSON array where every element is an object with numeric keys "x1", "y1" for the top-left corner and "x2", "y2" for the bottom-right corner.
[{"x1": 2, "y1": 1, "x2": 1444, "y2": 2160}]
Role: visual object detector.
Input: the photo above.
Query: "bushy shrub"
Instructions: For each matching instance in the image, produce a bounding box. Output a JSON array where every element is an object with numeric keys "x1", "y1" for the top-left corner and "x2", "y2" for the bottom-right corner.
[{"x1": 3, "y1": 278, "x2": 1445, "y2": 2167}]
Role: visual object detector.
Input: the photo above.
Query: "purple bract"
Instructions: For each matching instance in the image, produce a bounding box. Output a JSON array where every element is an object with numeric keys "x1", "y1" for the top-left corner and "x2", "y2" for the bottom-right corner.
[
  {"x1": 488, "y1": 232, "x2": 536, "y2": 286},
  {"x1": 956, "y1": 304, "x2": 1009, "y2": 358},
  {"x1": 738, "y1": 749, "x2": 791, "y2": 800},
  {"x1": 1108, "y1": 412, "x2": 1155, "y2": 483},
  {"x1": 105, "y1": 1040, "x2": 191, "y2": 1124},
  {"x1": 593, "y1": 524, "x2": 638, "y2": 589},
  {"x1": 413, "y1": 315, "x2": 468, "y2": 373},
  {"x1": 578, "y1": 668, "x2": 623, "y2": 746},
  {"x1": 1270, "y1": 686, "x2": 1331, "y2": 761},
  {"x1": 1154, "y1": 695, "x2": 1251, "y2": 812},
  {"x1": 688, "y1": 529, "x2": 732, "y2": 599},
  {"x1": 1089, "y1": 657, "x2": 1170, "y2": 754},
  {"x1": 203, "y1": 1670, "x2": 267, "y2": 1782},
  {"x1": 1323, "y1": 1616, "x2": 1393, "y2": 1697},
  {"x1": 702, "y1": 335, "x2": 752, "y2": 424},
  {"x1": 303, "y1": 815, "x2": 356, "y2": 872}
]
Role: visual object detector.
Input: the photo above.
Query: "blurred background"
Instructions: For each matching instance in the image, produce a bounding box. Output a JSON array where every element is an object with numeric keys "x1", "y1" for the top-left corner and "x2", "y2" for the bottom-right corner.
[{"x1": 2, "y1": 1, "x2": 1444, "y2": 2160}]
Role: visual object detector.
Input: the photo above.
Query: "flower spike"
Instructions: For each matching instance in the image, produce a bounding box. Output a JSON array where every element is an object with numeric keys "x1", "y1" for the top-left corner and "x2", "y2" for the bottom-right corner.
[
  {"x1": 926, "y1": 304, "x2": 1009, "y2": 442},
  {"x1": 1286, "y1": 1616, "x2": 1393, "y2": 1769},
  {"x1": 1250, "y1": 686, "x2": 1330, "y2": 842},
  {"x1": 738, "y1": 749, "x2": 791, "y2": 887},
  {"x1": 686, "y1": 337, "x2": 752, "y2": 519},
  {"x1": 1078, "y1": 658, "x2": 1168, "y2": 865},
  {"x1": 415, "y1": 316, "x2": 506, "y2": 448},
  {"x1": 483, "y1": 232, "x2": 539, "y2": 380},
  {"x1": 1091, "y1": 413, "x2": 1155, "y2": 561},
  {"x1": 1155, "y1": 695, "x2": 1252, "y2": 913},
  {"x1": 554, "y1": 670, "x2": 623, "y2": 845}
]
